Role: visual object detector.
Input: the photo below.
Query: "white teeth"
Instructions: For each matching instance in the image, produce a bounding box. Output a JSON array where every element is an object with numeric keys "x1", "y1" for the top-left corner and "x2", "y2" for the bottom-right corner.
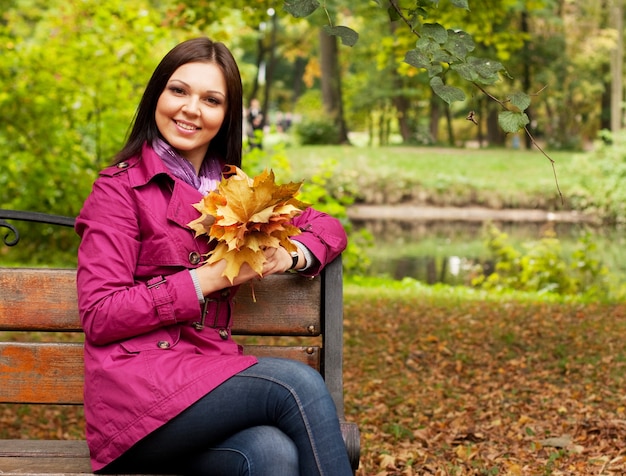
[{"x1": 176, "y1": 121, "x2": 196, "y2": 131}]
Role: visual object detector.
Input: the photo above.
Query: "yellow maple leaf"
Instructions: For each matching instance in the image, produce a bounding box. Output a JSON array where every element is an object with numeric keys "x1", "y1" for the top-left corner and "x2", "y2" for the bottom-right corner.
[{"x1": 187, "y1": 166, "x2": 308, "y2": 283}]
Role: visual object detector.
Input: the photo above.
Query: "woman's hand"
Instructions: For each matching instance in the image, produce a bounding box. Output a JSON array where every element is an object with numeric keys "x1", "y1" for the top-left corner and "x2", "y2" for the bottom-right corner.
[
  {"x1": 194, "y1": 245, "x2": 302, "y2": 296},
  {"x1": 259, "y1": 245, "x2": 302, "y2": 275}
]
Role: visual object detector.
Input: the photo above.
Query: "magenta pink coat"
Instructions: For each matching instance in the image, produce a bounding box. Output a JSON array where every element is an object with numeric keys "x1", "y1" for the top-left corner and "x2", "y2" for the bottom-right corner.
[{"x1": 75, "y1": 143, "x2": 348, "y2": 471}]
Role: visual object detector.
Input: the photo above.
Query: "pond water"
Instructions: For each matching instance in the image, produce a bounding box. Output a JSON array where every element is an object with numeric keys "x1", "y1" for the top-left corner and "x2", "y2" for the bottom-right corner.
[{"x1": 352, "y1": 216, "x2": 626, "y2": 285}]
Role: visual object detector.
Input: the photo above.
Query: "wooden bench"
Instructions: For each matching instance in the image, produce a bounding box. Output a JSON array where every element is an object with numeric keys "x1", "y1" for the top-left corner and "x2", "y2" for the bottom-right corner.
[{"x1": 0, "y1": 210, "x2": 360, "y2": 474}]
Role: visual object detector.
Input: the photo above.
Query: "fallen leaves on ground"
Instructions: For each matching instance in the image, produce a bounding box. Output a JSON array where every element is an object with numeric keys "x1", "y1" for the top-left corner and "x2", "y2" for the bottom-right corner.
[
  {"x1": 3, "y1": 294, "x2": 626, "y2": 475},
  {"x1": 343, "y1": 293, "x2": 626, "y2": 475}
]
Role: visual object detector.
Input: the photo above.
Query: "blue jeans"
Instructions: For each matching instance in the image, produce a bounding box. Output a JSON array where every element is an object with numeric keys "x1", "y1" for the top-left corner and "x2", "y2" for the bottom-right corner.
[{"x1": 101, "y1": 358, "x2": 353, "y2": 476}]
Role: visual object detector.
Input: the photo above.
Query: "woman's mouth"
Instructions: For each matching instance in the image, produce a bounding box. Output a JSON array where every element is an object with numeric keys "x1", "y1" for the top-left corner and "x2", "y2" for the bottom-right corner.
[{"x1": 174, "y1": 120, "x2": 199, "y2": 131}]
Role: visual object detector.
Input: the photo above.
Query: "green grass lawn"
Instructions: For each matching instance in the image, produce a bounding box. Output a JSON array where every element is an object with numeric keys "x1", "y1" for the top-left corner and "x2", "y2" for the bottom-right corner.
[{"x1": 275, "y1": 143, "x2": 583, "y2": 208}]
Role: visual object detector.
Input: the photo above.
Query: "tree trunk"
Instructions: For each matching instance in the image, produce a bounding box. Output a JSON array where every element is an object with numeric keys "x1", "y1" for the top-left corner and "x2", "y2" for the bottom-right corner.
[
  {"x1": 291, "y1": 57, "x2": 307, "y2": 107},
  {"x1": 601, "y1": 62, "x2": 612, "y2": 131},
  {"x1": 487, "y1": 107, "x2": 506, "y2": 145},
  {"x1": 394, "y1": 94, "x2": 412, "y2": 143},
  {"x1": 611, "y1": 0, "x2": 624, "y2": 132},
  {"x1": 429, "y1": 94, "x2": 441, "y2": 143},
  {"x1": 445, "y1": 105, "x2": 455, "y2": 146},
  {"x1": 249, "y1": 25, "x2": 265, "y2": 105},
  {"x1": 477, "y1": 96, "x2": 485, "y2": 147},
  {"x1": 521, "y1": 10, "x2": 533, "y2": 149},
  {"x1": 389, "y1": 19, "x2": 411, "y2": 143},
  {"x1": 319, "y1": 30, "x2": 350, "y2": 144},
  {"x1": 261, "y1": 12, "x2": 278, "y2": 124}
]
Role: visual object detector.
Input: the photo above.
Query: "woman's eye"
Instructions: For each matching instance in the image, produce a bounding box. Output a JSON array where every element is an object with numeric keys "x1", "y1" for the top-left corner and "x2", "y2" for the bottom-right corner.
[
  {"x1": 204, "y1": 97, "x2": 221, "y2": 105},
  {"x1": 169, "y1": 86, "x2": 185, "y2": 95}
]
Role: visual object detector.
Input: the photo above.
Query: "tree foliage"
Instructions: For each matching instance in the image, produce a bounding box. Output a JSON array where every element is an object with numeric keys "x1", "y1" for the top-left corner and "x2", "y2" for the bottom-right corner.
[
  {"x1": 0, "y1": 0, "x2": 180, "y2": 216},
  {"x1": 0, "y1": 0, "x2": 184, "y2": 262},
  {"x1": 283, "y1": 0, "x2": 533, "y2": 134},
  {"x1": 471, "y1": 223, "x2": 613, "y2": 300},
  {"x1": 1, "y1": 0, "x2": 622, "y2": 263}
]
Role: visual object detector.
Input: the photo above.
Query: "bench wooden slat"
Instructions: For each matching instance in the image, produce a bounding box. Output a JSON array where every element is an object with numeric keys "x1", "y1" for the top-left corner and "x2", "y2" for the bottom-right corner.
[
  {"x1": 0, "y1": 343, "x2": 84, "y2": 404},
  {"x1": 243, "y1": 344, "x2": 320, "y2": 369},
  {"x1": 0, "y1": 269, "x2": 321, "y2": 336},
  {"x1": 234, "y1": 278, "x2": 322, "y2": 335},
  {"x1": 0, "y1": 440, "x2": 90, "y2": 458},
  {"x1": 0, "y1": 269, "x2": 79, "y2": 331},
  {"x1": 0, "y1": 456, "x2": 93, "y2": 476},
  {"x1": 0, "y1": 439, "x2": 92, "y2": 476},
  {"x1": 0, "y1": 342, "x2": 320, "y2": 404}
]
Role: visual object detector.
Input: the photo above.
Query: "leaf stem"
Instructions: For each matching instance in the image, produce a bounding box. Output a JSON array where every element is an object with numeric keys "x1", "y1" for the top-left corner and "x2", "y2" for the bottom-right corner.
[
  {"x1": 388, "y1": 0, "x2": 419, "y2": 36},
  {"x1": 473, "y1": 83, "x2": 562, "y2": 204},
  {"x1": 320, "y1": 1, "x2": 333, "y2": 27}
]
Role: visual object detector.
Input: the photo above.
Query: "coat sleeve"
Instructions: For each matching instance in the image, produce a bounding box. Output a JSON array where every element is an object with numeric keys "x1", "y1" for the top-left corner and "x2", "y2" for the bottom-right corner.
[
  {"x1": 290, "y1": 207, "x2": 348, "y2": 277},
  {"x1": 75, "y1": 174, "x2": 200, "y2": 346}
]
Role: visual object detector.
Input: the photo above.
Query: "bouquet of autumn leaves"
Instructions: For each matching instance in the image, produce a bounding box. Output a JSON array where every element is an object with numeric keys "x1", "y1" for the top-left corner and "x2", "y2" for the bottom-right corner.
[{"x1": 187, "y1": 165, "x2": 308, "y2": 284}]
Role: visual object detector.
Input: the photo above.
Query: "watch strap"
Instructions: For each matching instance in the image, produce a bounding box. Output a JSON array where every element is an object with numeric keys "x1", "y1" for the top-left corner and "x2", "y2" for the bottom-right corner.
[{"x1": 289, "y1": 250, "x2": 299, "y2": 270}]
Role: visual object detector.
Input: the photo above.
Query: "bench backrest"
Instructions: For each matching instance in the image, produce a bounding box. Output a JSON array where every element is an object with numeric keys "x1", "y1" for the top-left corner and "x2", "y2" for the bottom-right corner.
[{"x1": 0, "y1": 211, "x2": 346, "y2": 418}]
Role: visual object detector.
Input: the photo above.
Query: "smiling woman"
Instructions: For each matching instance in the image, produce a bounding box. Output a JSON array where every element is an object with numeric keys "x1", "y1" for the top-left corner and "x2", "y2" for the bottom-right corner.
[
  {"x1": 74, "y1": 37, "x2": 353, "y2": 476},
  {"x1": 155, "y1": 62, "x2": 227, "y2": 172}
]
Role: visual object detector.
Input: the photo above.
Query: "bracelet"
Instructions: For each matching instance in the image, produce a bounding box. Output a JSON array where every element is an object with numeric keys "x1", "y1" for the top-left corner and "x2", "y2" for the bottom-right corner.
[{"x1": 292, "y1": 240, "x2": 313, "y2": 272}]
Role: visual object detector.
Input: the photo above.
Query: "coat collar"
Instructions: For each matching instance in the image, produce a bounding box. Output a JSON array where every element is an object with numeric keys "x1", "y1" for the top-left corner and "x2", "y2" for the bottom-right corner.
[{"x1": 114, "y1": 143, "x2": 208, "y2": 230}]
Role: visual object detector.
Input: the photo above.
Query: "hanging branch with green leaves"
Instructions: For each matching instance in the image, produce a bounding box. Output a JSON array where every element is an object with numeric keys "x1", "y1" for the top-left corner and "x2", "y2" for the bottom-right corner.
[{"x1": 282, "y1": 0, "x2": 562, "y2": 201}]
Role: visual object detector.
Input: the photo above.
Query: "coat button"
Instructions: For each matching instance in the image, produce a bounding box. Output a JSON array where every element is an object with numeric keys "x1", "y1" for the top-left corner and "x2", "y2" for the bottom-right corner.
[
  {"x1": 157, "y1": 340, "x2": 170, "y2": 349},
  {"x1": 188, "y1": 251, "x2": 201, "y2": 265},
  {"x1": 117, "y1": 161, "x2": 128, "y2": 169}
]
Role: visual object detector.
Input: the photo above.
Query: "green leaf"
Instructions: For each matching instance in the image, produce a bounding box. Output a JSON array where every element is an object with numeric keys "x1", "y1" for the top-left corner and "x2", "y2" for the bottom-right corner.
[
  {"x1": 404, "y1": 49, "x2": 431, "y2": 69},
  {"x1": 443, "y1": 29, "x2": 475, "y2": 60},
  {"x1": 421, "y1": 23, "x2": 448, "y2": 44},
  {"x1": 509, "y1": 92, "x2": 531, "y2": 112},
  {"x1": 466, "y1": 57, "x2": 504, "y2": 85},
  {"x1": 498, "y1": 111, "x2": 530, "y2": 133},
  {"x1": 451, "y1": 0, "x2": 470, "y2": 9},
  {"x1": 283, "y1": 0, "x2": 320, "y2": 18},
  {"x1": 450, "y1": 57, "x2": 502, "y2": 83},
  {"x1": 405, "y1": 44, "x2": 448, "y2": 76},
  {"x1": 414, "y1": 36, "x2": 454, "y2": 63},
  {"x1": 450, "y1": 62, "x2": 479, "y2": 81},
  {"x1": 430, "y1": 76, "x2": 465, "y2": 104},
  {"x1": 323, "y1": 25, "x2": 359, "y2": 46},
  {"x1": 427, "y1": 64, "x2": 444, "y2": 77}
]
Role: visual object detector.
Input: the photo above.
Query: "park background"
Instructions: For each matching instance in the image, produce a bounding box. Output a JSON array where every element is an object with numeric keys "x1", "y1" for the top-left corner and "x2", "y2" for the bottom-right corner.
[{"x1": 3, "y1": 0, "x2": 626, "y2": 474}]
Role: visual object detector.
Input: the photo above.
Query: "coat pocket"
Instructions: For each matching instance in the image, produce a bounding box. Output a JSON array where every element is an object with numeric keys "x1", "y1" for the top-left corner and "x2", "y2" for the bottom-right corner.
[{"x1": 120, "y1": 327, "x2": 181, "y2": 353}]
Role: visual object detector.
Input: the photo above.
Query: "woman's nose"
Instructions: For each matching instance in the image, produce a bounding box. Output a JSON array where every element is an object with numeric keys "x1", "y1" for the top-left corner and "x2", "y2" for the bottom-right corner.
[{"x1": 182, "y1": 96, "x2": 200, "y2": 115}]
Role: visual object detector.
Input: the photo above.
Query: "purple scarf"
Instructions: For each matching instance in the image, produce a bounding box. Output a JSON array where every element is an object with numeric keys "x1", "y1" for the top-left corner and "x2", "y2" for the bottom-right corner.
[{"x1": 152, "y1": 138, "x2": 223, "y2": 196}]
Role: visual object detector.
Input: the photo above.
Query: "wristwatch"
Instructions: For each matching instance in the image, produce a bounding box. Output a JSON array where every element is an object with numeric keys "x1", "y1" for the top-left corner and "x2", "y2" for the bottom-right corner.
[{"x1": 289, "y1": 250, "x2": 299, "y2": 270}]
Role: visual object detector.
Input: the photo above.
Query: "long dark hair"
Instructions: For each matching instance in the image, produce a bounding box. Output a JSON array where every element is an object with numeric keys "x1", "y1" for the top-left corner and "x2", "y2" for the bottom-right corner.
[{"x1": 114, "y1": 37, "x2": 243, "y2": 167}]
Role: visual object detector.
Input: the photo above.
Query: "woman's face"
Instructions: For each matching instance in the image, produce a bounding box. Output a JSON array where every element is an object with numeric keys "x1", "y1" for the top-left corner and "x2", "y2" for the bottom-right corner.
[{"x1": 155, "y1": 61, "x2": 227, "y2": 169}]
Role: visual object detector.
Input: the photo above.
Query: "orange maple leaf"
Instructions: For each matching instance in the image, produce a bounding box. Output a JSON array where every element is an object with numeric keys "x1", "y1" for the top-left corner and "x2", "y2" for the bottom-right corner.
[{"x1": 187, "y1": 166, "x2": 308, "y2": 283}]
